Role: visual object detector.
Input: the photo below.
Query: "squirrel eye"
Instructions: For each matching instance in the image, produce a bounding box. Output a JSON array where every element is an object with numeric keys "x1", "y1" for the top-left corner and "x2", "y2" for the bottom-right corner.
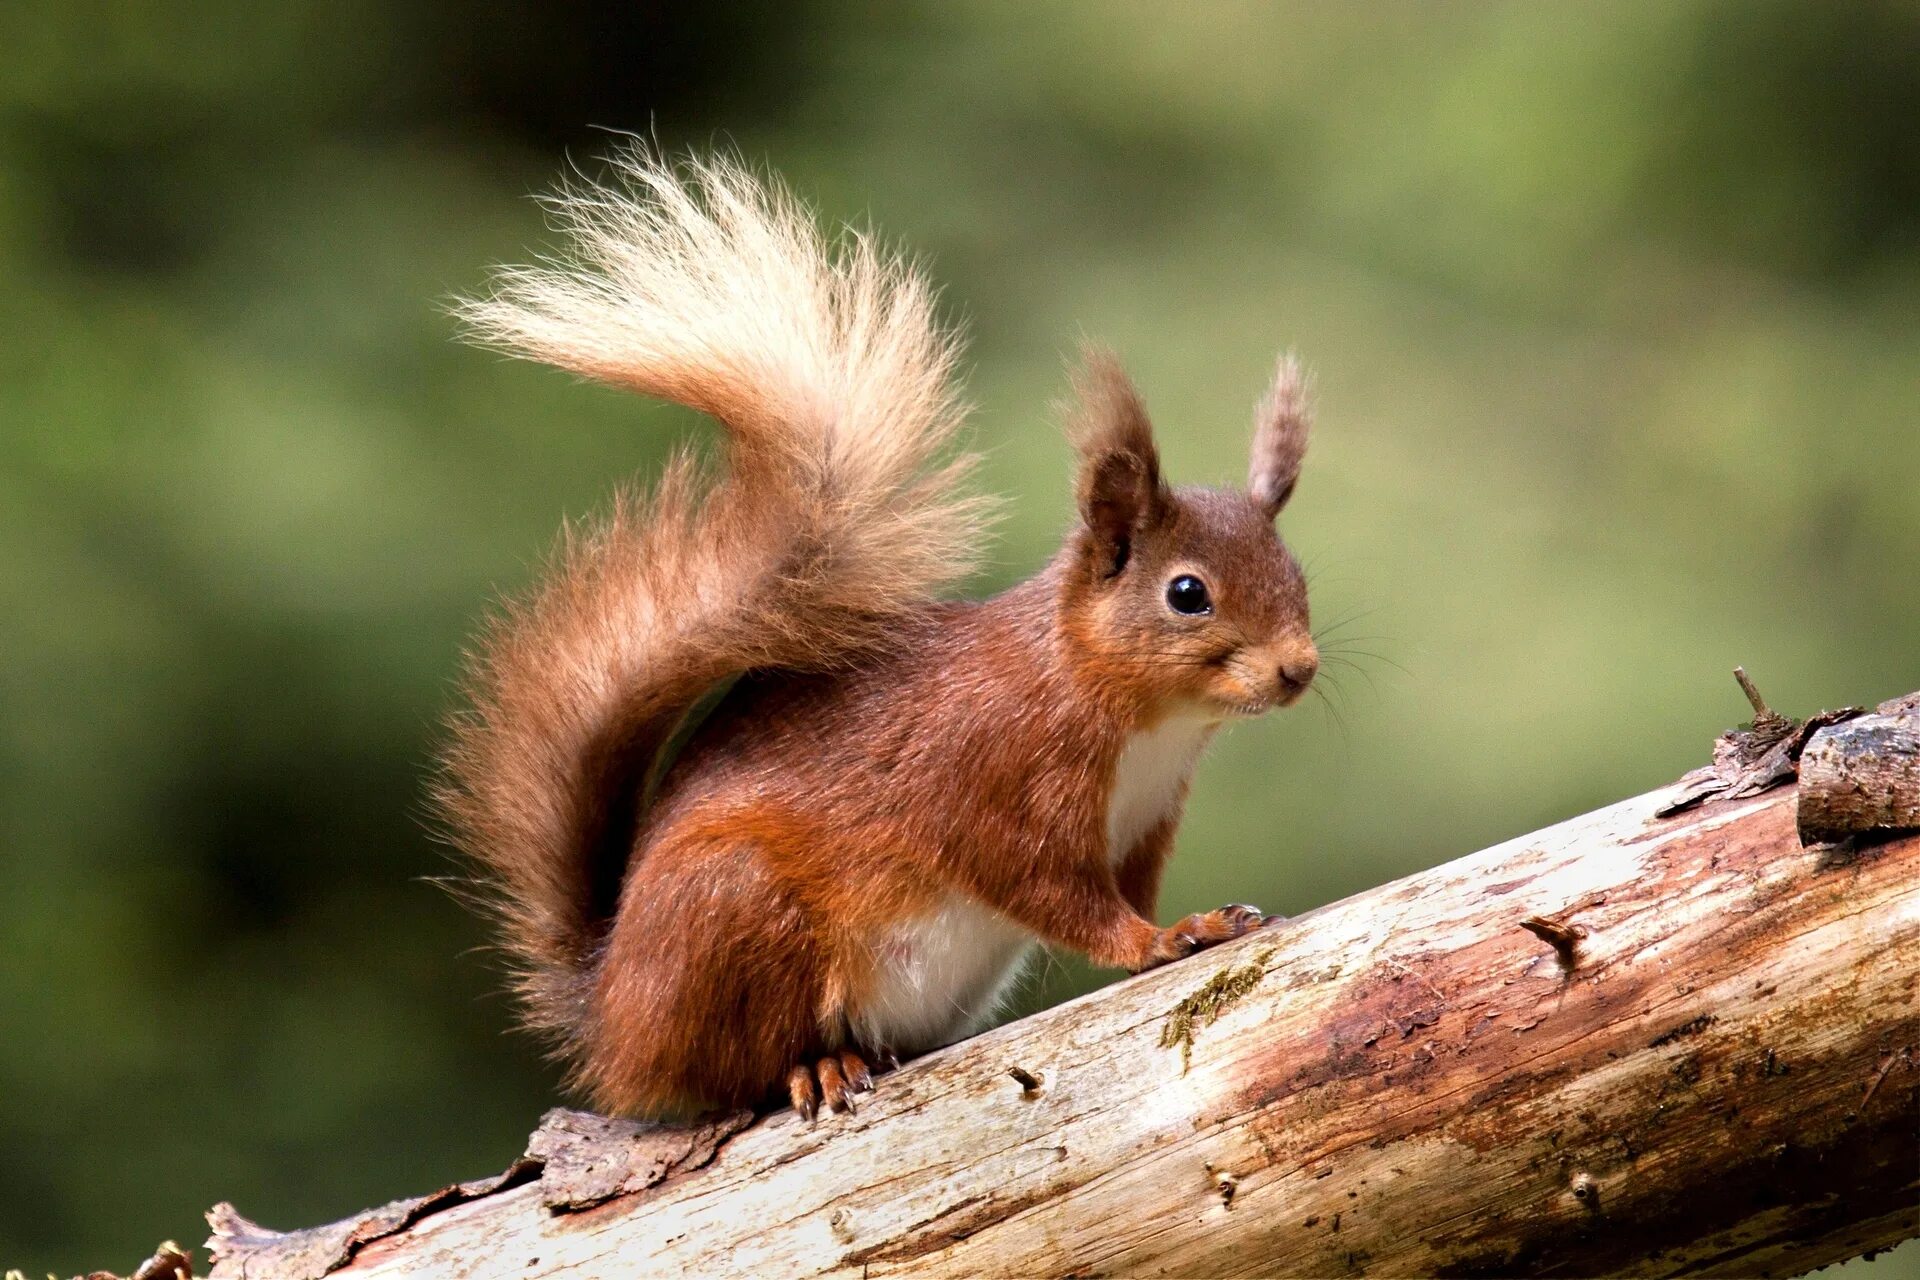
[{"x1": 1165, "y1": 574, "x2": 1212, "y2": 616}]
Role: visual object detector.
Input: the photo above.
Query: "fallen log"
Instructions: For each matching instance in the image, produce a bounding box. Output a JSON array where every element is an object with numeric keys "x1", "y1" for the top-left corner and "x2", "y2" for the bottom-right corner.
[{"x1": 203, "y1": 690, "x2": 1920, "y2": 1279}]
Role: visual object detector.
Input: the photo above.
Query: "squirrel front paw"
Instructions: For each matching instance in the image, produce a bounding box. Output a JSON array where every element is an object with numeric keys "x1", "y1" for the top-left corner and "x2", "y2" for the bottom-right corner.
[{"x1": 1137, "y1": 903, "x2": 1270, "y2": 971}]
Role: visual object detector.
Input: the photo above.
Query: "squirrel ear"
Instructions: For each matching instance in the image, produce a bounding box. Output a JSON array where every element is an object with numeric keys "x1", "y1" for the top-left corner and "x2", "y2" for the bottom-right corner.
[
  {"x1": 1249, "y1": 353, "x2": 1312, "y2": 519},
  {"x1": 1065, "y1": 348, "x2": 1167, "y2": 575}
]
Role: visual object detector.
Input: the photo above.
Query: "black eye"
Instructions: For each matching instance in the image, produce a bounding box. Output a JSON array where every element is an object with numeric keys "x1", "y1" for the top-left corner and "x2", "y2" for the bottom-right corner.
[{"x1": 1165, "y1": 574, "x2": 1212, "y2": 616}]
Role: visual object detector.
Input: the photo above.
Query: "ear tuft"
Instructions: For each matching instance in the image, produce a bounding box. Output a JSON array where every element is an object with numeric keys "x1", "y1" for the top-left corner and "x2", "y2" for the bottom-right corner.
[
  {"x1": 1250, "y1": 353, "x2": 1312, "y2": 518},
  {"x1": 1064, "y1": 347, "x2": 1167, "y2": 573}
]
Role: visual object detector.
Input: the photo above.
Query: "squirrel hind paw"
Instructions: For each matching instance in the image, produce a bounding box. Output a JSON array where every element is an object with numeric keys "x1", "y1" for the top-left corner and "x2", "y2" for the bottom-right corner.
[{"x1": 787, "y1": 1049, "x2": 878, "y2": 1121}]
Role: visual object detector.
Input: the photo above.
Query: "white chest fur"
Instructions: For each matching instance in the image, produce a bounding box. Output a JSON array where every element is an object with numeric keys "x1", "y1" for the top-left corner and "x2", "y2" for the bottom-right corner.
[
  {"x1": 1106, "y1": 713, "x2": 1216, "y2": 863},
  {"x1": 852, "y1": 895, "x2": 1033, "y2": 1056}
]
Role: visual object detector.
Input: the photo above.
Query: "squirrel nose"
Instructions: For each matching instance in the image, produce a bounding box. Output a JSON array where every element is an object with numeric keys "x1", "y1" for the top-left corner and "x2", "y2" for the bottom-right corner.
[{"x1": 1277, "y1": 648, "x2": 1318, "y2": 693}]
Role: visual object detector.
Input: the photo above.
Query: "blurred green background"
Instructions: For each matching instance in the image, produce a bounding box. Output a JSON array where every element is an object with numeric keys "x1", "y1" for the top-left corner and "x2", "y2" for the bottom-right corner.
[{"x1": 2, "y1": 0, "x2": 1915, "y2": 1273}]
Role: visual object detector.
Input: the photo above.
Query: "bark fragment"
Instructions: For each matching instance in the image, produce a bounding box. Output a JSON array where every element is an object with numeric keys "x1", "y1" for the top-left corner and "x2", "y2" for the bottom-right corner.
[
  {"x1": 1797, "y1": 704, "x2": 1920, "y2": 844},
  {"x1": 526, "y1": 1105, "x2": 751, "y2": 1212}
]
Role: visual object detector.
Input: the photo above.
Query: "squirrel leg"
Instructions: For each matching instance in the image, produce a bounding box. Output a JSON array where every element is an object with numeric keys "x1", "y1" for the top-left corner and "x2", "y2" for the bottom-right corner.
[
  {"x1": 594, "y1": 835, "x2": 851, "y2": 1116},
  {"x1": 1114, "y1": 817, "x2": 1174, "y2": 917},
  {"x1": 982, "y1": 860, "x2": 1274, "y2": 975}
]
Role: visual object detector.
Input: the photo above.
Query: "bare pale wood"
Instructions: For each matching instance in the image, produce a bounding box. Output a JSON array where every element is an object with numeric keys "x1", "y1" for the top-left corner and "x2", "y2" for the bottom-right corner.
[{"x1": 208, "y1": 763, "x2": 1920, "y2": 1279}]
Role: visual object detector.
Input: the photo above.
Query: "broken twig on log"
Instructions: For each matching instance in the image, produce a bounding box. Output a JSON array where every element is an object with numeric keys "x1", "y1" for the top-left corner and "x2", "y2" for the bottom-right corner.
[{"x1": 1656, "y1": 668, "x2": 1863, "y2": 817}]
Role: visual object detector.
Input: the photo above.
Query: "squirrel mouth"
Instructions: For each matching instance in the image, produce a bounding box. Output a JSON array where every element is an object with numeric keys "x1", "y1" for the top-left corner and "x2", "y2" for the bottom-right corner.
[{"x1": 1229, "y1": 682, "x2": 1310, "y2": 716}]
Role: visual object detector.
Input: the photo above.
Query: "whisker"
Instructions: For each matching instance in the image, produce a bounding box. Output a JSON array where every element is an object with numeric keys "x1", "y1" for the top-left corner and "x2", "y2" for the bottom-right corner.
[
  {"x1": 1310, "y1": 681, "x2": 1349, "y2": 743},
  {"x1": 1319, "y1": 646, "x2": 1410, "y2": 678},
  {"x1": 1317, "y1": 667, "x2": 1352, "y2": 713},
  {"x1": 1317, "y1": 633, "x2": 1400, "y2": 649},
  {"x1": 1318, "y1": 654, "x2": 1382, "y2": 695},
  {"x1": 1311, "y1": 608, "x2": 1381, "y2": 643}
]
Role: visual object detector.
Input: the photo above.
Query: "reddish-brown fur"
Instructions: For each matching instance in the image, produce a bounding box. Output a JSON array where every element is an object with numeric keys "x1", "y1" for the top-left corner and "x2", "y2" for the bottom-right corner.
[{"x1": 439, "y1": 150, "x2": 1317, "y2": 1118}]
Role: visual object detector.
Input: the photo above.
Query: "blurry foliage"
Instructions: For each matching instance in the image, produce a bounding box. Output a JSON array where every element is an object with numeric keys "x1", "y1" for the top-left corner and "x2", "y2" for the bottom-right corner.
[{"x1": 1, "y1": 0, "x2": 1915, "y2": 1272}]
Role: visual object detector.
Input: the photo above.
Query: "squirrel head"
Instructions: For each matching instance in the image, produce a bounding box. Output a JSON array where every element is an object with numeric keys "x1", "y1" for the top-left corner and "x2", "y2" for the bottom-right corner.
[{"x1": 1059, "y1": 349, "x2": 1316, "y2": 722}]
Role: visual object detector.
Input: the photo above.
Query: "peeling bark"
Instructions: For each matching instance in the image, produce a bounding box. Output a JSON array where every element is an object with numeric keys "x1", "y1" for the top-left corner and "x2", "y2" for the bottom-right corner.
[
  {"x1": 526, "y1": 1107, "x2": 754, "y2": 1212},
  {"x1": 194, "y1": 690, "x2": 1920, "y2": 1280},
  {"x1": 206, "y1": 1165, "x2": 538, "y2": 1278}
]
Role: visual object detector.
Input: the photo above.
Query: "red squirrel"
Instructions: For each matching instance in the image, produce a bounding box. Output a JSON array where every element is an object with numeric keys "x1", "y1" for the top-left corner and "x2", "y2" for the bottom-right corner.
[{"x1": 440, "y1": 150, "x2": 1317, "y2": 1121}]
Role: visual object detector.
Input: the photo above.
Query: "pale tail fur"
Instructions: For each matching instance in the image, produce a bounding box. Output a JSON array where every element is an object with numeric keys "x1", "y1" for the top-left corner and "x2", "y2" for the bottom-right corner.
[{"x1": 438, "y1": 150, "x2": 991, "y2": 1055}]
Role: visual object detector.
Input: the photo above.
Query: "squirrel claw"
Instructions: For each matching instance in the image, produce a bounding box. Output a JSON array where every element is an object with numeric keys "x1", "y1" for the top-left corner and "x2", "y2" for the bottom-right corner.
[
  {"x1": 787, "y1": 1064, "x2": 820, "y2": 1121},
  {"x1": 840, "y1": 1048, "x2": 875, "y2": 1094},
  {"x1": 817, "y1": 1055, "x2": 853, "y2": 1113},
  {"x1": 788, "y1": 1049, "x2": 878, "y2": 1121},
  {"x1": 1217, "y1": 903, "x2": 1265, "y2": 934}
]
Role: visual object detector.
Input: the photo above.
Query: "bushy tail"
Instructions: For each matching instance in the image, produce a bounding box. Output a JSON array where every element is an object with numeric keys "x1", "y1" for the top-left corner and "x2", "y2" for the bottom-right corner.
[{"x1": 438, "y1": 150, "x2": 990, "y2": 1056}]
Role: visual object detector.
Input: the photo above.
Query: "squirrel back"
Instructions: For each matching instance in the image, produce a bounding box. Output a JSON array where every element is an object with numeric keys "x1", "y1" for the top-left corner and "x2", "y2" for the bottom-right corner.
[{"x1": 438, "y1": 152, "x2": 992, "y2": 1058}]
